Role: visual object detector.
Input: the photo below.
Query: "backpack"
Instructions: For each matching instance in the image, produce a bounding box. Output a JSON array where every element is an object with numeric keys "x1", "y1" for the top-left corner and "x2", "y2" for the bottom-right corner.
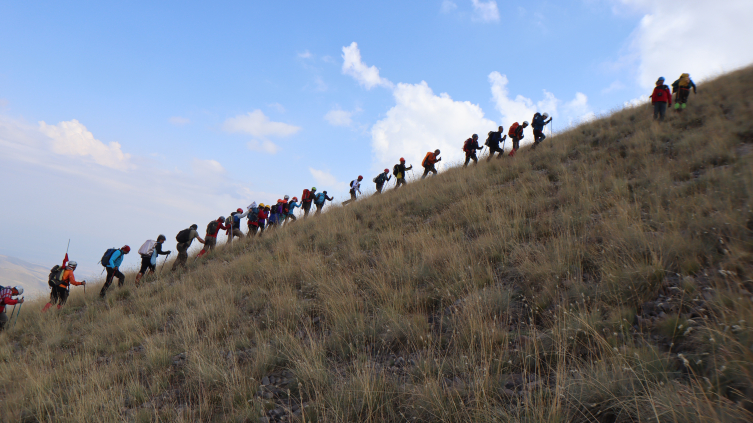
[
  {"x1": 248, "y1": 208, "x2": 259, "y2": 222},
  {"x1": 100, "y1": 248, "x2": 118, "y2": 268},
  {"x1": 508, "y1": 122, "x2": 520, "y2": 137},
  {"x1": 393, "y1": 164, "x2": 400, "y2": 176},
  {"x1": 206, "y1": 220, "x2": 219, "y2": 236},
  {"x1": 282, "y1": 202, "x2": 290, "y2": 214},
  {"x1": 315, "y1": 192, "x2": 326, "y2": 205},
  {"x1": 48, "y1": 264, "x2": 65, "y2": 288},
  {"x1": 176, "y1": 229, "x2": 192, "y2": 243},
  {"x1": 138, "y1": 240, "x2": 156, "y2": 256},
  {"x1": 463, "y1": 138, "x2": 473, "y2": 152},
  {"x1": 302, "y1": 189, "x2": 311, "y2": 202},
  {"x1": 422, "y1": 152, "x2": 433, "y2": 167}
]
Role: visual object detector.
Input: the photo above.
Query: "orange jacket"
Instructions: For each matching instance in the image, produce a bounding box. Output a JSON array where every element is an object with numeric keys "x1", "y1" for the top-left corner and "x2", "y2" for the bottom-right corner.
[
  {"x1": 60, "y1": 269, "x2": 84, "y2": 288},
  {"x1": 423, "y1": 152, "x2": 439, "y2": 166}
]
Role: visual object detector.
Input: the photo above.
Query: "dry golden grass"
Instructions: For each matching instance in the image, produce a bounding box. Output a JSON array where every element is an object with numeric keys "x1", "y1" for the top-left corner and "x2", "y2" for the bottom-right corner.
[{"x1": 2, "y1": 66, "x2": 753, "y2": 422}]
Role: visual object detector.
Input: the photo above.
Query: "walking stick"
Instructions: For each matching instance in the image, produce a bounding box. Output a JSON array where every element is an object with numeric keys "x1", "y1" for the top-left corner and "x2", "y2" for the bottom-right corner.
[
  {"x1": 160, "y1": 252, "x2": 170, "y2": 275},
  {"x1": 9, "y1": 304, "x2": 16, "y2": 325},
  {"x1": 12, "y1": 299, "x2": 23, "y2": 329}
]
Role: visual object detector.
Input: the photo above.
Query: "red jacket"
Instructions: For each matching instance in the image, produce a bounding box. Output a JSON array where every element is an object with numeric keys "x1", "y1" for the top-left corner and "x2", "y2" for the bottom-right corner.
[
  {"x1": 650, "y1": 85, "x2": 672, "y2": 105},
  {"x1": 0, "y1": 287, "x2": 20, "y2": 313},
  {"x1": 209, "y1": 218, "x2": 228, "y2": 237}
]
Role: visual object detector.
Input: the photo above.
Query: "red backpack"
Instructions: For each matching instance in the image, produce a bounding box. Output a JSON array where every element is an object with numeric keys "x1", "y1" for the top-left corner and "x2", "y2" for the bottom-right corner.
[
  {"x1": 462, "y1": 138, "x2": 473, "y2": 152},
  {"x1": 508, "y1": 122, "x2": 520, "y2": 137},
  {"x1": 302, "y1": 189, "x2": 311, "y2": 202}
]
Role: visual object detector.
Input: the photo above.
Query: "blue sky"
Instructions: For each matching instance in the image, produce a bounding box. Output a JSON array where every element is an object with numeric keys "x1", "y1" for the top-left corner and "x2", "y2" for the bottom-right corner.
[{"x1": 1, "y1": 0, "x2": 752, "y2": 282}]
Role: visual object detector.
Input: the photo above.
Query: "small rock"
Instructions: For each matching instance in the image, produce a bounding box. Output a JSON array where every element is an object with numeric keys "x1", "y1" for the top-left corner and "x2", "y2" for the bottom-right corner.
[
  {"x1": 262, "y1": 376, "x2": 271, "y2": 386},
  {"x1": 264, "y1": 392, "x2": 274, "y2": 400}
]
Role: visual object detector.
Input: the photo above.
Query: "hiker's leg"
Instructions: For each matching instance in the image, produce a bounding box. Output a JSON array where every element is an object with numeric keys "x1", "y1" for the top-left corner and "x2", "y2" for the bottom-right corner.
[
  {"x1": 115, "y1": 269, "x2": 125, "y2": 287},
  {"x1": 472, "y1": 153, "x2": 478, "y2": 164},
  {"x1": 59, "y1": 288, "x2": 69, "y2": 306},
  {"x1": 422, "y1": 167, "x2": 430, "y2": 179},
  {"x1": 653, "y1": 103, "x2": 660, "y2": 119},
  {"x1": 658, "y1": 103, "x2": 666, "y2": 121},
  {"x1": 429, "y1": 165, "x2": 437, "y2": 176},
  {"x1": 464, "y1": 154, "x2": 471, "y2": 167},
  {"x1": 0, "y1": 312, "x2": 7, "y2": 331},
  {"x1": 100, "y1": 268, "x2": 115, "y2": 297}
]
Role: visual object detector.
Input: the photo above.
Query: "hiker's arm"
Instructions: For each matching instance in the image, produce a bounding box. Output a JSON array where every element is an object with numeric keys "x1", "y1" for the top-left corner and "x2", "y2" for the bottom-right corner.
[
  {"x1": 4, "y1": 297, "x2": 19, "y2": 306},
  {"x1": 407, "y1": 165, "x2": 413, "y2": 170},
  {"x1": 545, "y1": 118, "x2": 552, "y2": 124},
  {"x1": 108, "y1": 252, "x2": 120, "y2": 268},
  {"x1": 156, "y1": 243, "x2": 170, "y2": 256},
  {"x1": 197, "y1": 235, "x2": 205, "y2": 244}
]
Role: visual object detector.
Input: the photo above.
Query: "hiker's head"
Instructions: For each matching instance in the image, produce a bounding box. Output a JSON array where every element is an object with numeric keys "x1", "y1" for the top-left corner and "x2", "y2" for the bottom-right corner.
[
  {"x1": 400, "y1": 157, "x2": 405, "y2": 163},
  {"x1": 384, "y1": 168, "x2": 389, "y2": 174},
  {"x1": 323, "y1": 191, "x2": 328, "y2": 194},
  {"x1": 435, "y1": 149, "x2": 440, "y2": 155},
  {"x1": 157, "y1": 234, "x2": 166, "y2": 242},
  {"x1": 358, "y1": 175, "x2": 363, "y2": 181},
  {"x1": 522, "y1": 121, "x2": 529, "y2": 127},
  {"x1": 472, "y1": 134, "x2": 478, "y2": 140},
  {"x1": 190, "y1": 224, "x2": 198, "y2": 230},
  {"x1": 542, "y1": 113, "x2": 549, "y2": 119},
  {"x1": 67, "y1": 261, "x2": 77, "y2": 270},
  {"x1": 656, "y1": 77, "x2": 665, "y2": 85},
  {"x1": 292, "y1": 197, "x2": 298, "y2": 202},
  {"x1": 277, "y1": 199, "x2": 282, "y2": 204},
  {"x1": 311, "y1": 187, "x2": 317, "y2": 191},
  {"x1": 499, "y1": 126, "x2": 504, "y2": 132},
  {"x1": 284, "y1": 195, "x2": 290, "y2": 200},
  {"x1": 12, "y1": 286, "x2": 23, "y2": 296},
  {"x1": 218, "y1": 216, "x2": 225, "y2": 221},
  {"x1": 236, "y1": 208, "x2": 243, "y2": 213},
  {"x1": 122, "y1": 245, "x2": 131, "y2": 254}
]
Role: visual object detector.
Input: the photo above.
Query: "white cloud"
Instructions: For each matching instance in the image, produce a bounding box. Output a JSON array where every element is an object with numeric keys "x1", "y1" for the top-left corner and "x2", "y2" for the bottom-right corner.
[
  {"x1": 563, "y1": 93, "x2": 597, "y2": 125},
  {"x1": 268, "y1": 103, "x2": 286, "y2": 113},
  {"x1": 38, "y1": 119, "x2": 132, "y2": 170},
  {"x1": 222, "y1": 110, "x2": 301, "y2": 138},
  {"x1": 314, "y1": 76, "x2": 328, "y2": 92},
  {"x1": 601, "y1": 80, "x2": 625, "y2": 94},
  {"x1": 342, "y1": 42, "x2": 393, "y2": 90},
  {"x1": 471, "y1": 0, "x2": 500, "y2": 22},
  {"x1": 297, "y1": 50, "x2": 313, "y2": 59},
  {"x1": 309, "y1": 167, "x2": 348, "y2": 194},
  {"x1": 192, "y1": 158, "x2": 225, "y2": 175},
  {"x1": 324, "y1": 106, "x2": 361, "y2": 127},
  {"x1": 614, "y1": 0, "x2": 753, "y2": 89},
  {"x1": 371, "y1": 81, "x2": 496, "y2": 170},
  {"x1": 321, "y1": 55, "x2": 336, "y2": 64},
  {"x1": 441, "y1": 1, "x2": 458, "y2": 14},
  {"x1": 246, "y1": 140, "x2": 279, "y2": 154},
  {"x1": 169, "y1": 116, "x2": 190, "y2": 126}
]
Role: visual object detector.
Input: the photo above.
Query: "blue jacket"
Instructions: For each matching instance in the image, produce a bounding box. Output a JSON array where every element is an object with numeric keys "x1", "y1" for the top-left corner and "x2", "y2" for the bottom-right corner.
[
  {"x1": 108, "y1": 250, "x2": 125, "y2": 268},
  {"x1": 288, "y1": 201, "x2": 300, "y2": 214},
  {"x1": 532, "y1": 115, "x2": 548, "y2": 131}
]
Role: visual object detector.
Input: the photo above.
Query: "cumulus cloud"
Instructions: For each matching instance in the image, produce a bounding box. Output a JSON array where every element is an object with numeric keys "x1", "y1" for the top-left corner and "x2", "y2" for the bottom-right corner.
[
  {"x1": 169, "y1": 116, "x2": 190, "y2": 126},
  {"x1": 246, "y1": 139, "x2": 279, "y2": 154},
  {"x1": 441, "y1": 1, "x2": 458, "y2": 14},
  {"x1": 614, "y1": 0, "x2": 753, "y2": 89},
  {"x1": 222, "y1": 110, "x2": 301, "y2": 138},
  {"x1": 372, "y1": 81, "x2": 496, "y2": 170},
  {"x1": 297, "y1": 50, "x2": 313, "y2": 59},
  {"x1": 192, "y1": 158, "x2": 225, "y2": 175},
  {"x1": 309, "y1": 167, "x2": 348, "y2": 194},
  {"x1": 38, "y1": 119, "x2": 132, "y2": 170},
  {"x1": 471, "y1": 0, "x2": 500, "y2": 22},
  {"x1": 324, "y1": 106, "x2": 361, "y2": 127},
  {"x1": 342, "y1": 42, "x2": 393, "y2": 90}
]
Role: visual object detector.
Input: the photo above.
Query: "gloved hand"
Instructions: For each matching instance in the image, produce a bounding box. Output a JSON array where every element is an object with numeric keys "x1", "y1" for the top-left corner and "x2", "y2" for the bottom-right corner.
[{"x1": 166, "y1": 251, "x2": 172, "y2": 254}]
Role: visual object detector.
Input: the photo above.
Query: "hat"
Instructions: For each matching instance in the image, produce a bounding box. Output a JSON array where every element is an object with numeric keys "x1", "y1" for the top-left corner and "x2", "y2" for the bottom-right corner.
[
  {"x1": 384, "y1": 168, "x2": 389, "y2": 173},
  {"x1": 237, "y1": 208, "x2": 243, "y2": 213},
  {"x1": 122, "y1": 245, "x2": 131, "y2": 253},
  {"x1": 357, "y1": 175, "x2": 363, "y2": 180},
  {"x1": 400, "y1": 157, "x2": 405, "y2": 162}
]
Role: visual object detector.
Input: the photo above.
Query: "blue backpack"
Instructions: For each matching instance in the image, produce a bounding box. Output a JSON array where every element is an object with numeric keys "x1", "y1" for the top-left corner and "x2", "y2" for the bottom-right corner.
[
  {"x1": 100, "y1": 248, "x2": 118, "y2": 268},
  {"x1": 315, "y1": 192, "x2": 326, "y2": 205}
]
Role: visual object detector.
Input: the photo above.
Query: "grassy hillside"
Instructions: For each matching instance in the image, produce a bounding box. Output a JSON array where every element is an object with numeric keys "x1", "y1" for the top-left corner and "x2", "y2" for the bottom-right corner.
[{"x1": 2, "y1": 67, "x2": 753, "y2": 422}]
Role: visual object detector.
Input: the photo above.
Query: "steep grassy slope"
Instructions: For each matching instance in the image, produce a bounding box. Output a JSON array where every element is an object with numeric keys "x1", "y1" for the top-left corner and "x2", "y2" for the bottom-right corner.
[{"x1": 2, "y1": 67, "x2": 753, "y2": 422}]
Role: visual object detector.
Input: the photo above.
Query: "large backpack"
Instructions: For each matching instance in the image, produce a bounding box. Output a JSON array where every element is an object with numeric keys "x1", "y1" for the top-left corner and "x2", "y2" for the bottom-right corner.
[
  {"x1": 422, "y1": 152, "x2": 433, "y2": 167},
  {"x1": 302, "y1": 189, "x2": 311, "y2": 202},
  {"x1": 48, "y1": 264, "x2": 65, "y2": 288},
  {"x1": 138, "y1": 240, "x2": 156, "y2": 257},
  {"x1": 463, "y1": 138, "x2": 473, "y2": 152},
  {"x1": 508, "y1": 122, "x2": 520, "y2": 137},
  {"x1": 100, "y1": 248, "x2": 118, "y2": 268},
  {"x1": 176, "y1": 229, "x2": 192, "y2": 243},
  {"x1": 393, "y1": 164, "x2": 400, "y2": 176},
  {"x1": 315, "y1": 192, "x2": 326, "y2": 205},
  {"x1": 248, "y1": 208, "x2": 259, "y2": 222},
  {"x1": 206, "y1": 220, "x2": 219, "y2": 236}
]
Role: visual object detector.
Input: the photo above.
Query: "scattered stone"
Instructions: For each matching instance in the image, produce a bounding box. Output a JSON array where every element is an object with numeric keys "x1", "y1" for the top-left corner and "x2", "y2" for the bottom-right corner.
[{"x1": 262, "y1": 376, "x2": 271, "y2": 386}]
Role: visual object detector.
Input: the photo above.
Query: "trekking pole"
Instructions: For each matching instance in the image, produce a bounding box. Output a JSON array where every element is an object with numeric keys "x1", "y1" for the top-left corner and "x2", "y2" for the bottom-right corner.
[
  {"x1": 9, "y1": 304, "x2": 16, "y2": 325},
  {"x1": 160, "y1": 252, "x2": 170, "y2": 274},
  {"x1": 12, "y1": 299, "x2": 23, "y2": 329}
]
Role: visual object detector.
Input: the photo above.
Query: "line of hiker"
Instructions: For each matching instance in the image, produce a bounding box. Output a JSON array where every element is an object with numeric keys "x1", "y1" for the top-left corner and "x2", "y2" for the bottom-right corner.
[{"x1": 650, "y1": 73, "x2": 697, "y2": 121}]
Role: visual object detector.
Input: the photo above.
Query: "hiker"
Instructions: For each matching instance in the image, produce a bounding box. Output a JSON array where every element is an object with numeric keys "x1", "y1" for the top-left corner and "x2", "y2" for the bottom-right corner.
[
  {"x1": 0, "y1": 286, "x2": 24, "y2": 330},
  {"x1": 135, "y1": 235, "x2": 171, "y2": 285},
  {"x1": 227, "y1": 208, "x2": 247, "y2": 239},
  {"x1": 374, "y1": 169, "x2": 392, "y2": 193},
  {"x1": 301, "y1": 187, "x2": 316, "y2": 217},
  {"x1": 394, "y1": 158, "x2": 413, "y2": 188},
  {"x1": 531, "y1": 113, "x2": 552, "y2": 149},
  {"x1": 100, "y1": 245, "x2": 131, "y2": 298},
  {"x1": 672, "y1": 73, "x2": 697, "y2": 112},
  {"x1": 650, "y1": 77, "x2": 672, "y2": 121},
  {"x1": 342, "y1": 176, "x2": 363, "y2": 205},
  {"x1": 485, "y1": 127, "x2": 506, "y2": 161},
  {"x1": 171, "y1": 225, "x2": 204, "y2": 271},
  {"x1": 507, "y1": 122, "x2": 528, "y2": 156},
  {"x1": 269, "y1": 199, "x2": 285, "y2": 228},
  {"x1": 463, "y1": 134, "x2": 484, "y2": 167},
  {"x1": 247, "y1": 203, "x2": 260, "y2": 235},
  {"x1": 198, "y1": 216, "x2": 228, "y2": 258},
  {"x1": 421, "y1": 149, "x2": 441, "y2": 178},
  {"x1": 257, "y1": 204, "x2": 269, "y2": 235},
  {"x1": 285, "y1": 197, "x2": 300, "y2": 223},
  {"x1": 314, "y1": 191, "x2": 334, "y2": 215},
  {"x1": 43, "y1": 261, "x2": 84, "y2": 311}
]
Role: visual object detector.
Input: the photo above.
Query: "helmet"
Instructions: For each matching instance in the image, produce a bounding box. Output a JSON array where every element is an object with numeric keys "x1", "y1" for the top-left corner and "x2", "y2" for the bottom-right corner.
[
  {"x1": 357, "y1": 175, "x2": 363, "y2": 180},
  {"x1": 237, "y1": 208, "x2": 243, "y2": 213},
  {"x1": 384, "y1": 168, "x2": 389, "y2": 173},
  {"x1": 190, "y1": 224, "x2": 198, "y2": 229},
  {"x1": 157, "y1": 234, "x2": 166, "y2": 242},
  {"x1": 277, "y1": 199, "x2": 282, "y2": 203},
  {"x1": 435, "y1": 149, "x2": 440, "y2": 154},
  {"x1": 472, "y1": 134, "x2": 478, "y2": 139},
  {"x1": 542, "y1": 113, "x2": 549, "y2": 119},
  {"x1": 258, "y1": 203, "x2": 265, "y2": 208},
  {"x1": 218, "y1": 216, "x2": 225, "y2": 221},
  {"x1": 292, "y1": 197, "x2": 298, "y2": 201},
  {"x1": 523, "y1": 121, "x2": 529, "y2": 126},
  {"x1": 400, "y1": 157, "x2": 405, "y2": 162},
  {"x1": 658, "y1": 76, "x2": 665, "y2": 82},
  {"x1": 323, "y1": 190, "x2": 328, "y2": 194},
  {"x1": 122, "y1": 245, "x2": 131, "y2": 253},
  {"x1": 284, "y1": 195, "x2": 289, "y2": 200},
  {"x1": 67, "y1": 261, "x2": 77, "y2": 269},
  {"x1": 14, "y1": 286, "x2": 23, "y2": 296},
  {"x1": 311, "y1": 187, "x2": 317, "y2": 191}
]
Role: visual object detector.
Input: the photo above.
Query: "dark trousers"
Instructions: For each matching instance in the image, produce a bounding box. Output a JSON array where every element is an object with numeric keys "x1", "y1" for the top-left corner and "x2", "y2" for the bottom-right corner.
[
  {"x1": 248, "y1": 224, "x2": 259, "y2": 236},
  {"x1": 532, "y1": 130, "x2": 546, "y2": 149},
  {"x1": 50, "y1": 285, "x2": 70, "y2": 305},
  {"x1": 315, "y1": 203, "x2": 325, "y2": 215},
  {"x1": 487, "y1": 146, "x2": 503, "y2": 160},
  {"x1": 172, "y1": 242, "x2": 190, "y2": 271},
  {"x1": 653, "y1": 102, "x2": 667, "y2": 120},
  {"x1": 421, "y1": 165, "x2": 437, "y2": 179},
  {"x1": 677, "y1": 89, "x2": 690, "y2": 104},
  {"x1": 375, "y1": 183, "x2": 384, "y2": 193},
  {"x1": 302, "y1": 202, "x2": 312, "y2": 217},
  {"x1": 0, "y1": 312, "x2": 7, "y2": 331},
  {"x1": 343, "y1": 189, "x2": 357, "y2": 205},
  {"x1": 463, "y1": 152, "x2": 478, "y2": 167},
  {"x1": 395, "y1": 178, "x2": 407, "y2": 188},
  {"x1": 100, "y1": 267, "x2": 124, "y2": 297}
]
